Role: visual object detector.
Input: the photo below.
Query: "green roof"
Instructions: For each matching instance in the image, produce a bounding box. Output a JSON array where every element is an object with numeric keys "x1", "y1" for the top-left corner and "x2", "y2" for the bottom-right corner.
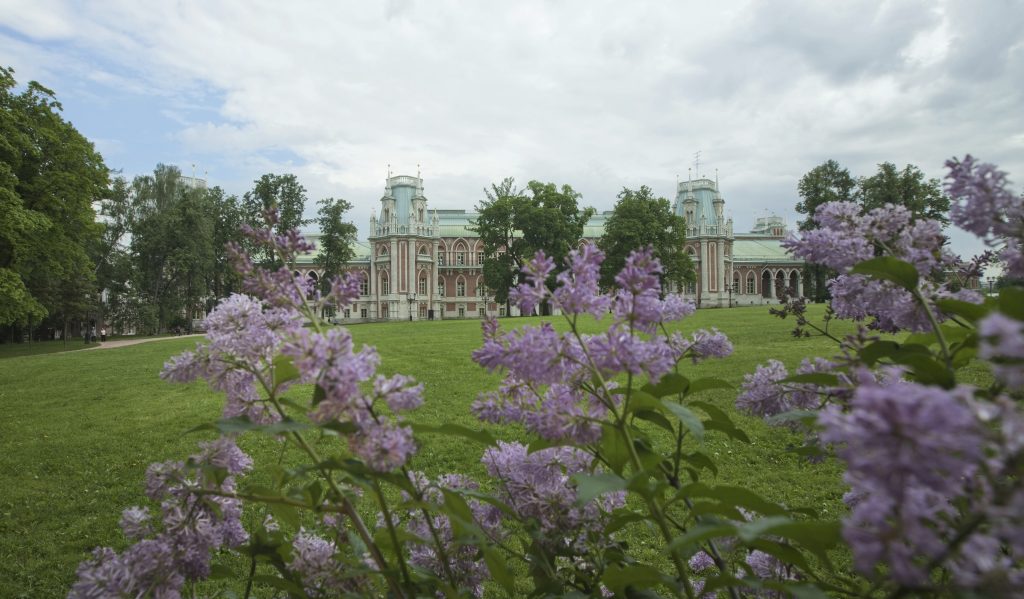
[{"x1": 731, "y1": 237, "x2": 796, "y2": 262}]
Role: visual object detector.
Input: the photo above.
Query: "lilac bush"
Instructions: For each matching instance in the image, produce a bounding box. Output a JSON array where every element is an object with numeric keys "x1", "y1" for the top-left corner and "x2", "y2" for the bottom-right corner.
[{"x1": 70, "y1": 156, "x2": 1024, "y2": 598}]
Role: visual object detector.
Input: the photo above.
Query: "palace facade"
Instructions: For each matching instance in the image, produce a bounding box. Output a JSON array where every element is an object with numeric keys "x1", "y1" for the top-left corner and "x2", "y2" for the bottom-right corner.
[{"x1": 293, "y1": 174, "x2": 805, "y2": 321}]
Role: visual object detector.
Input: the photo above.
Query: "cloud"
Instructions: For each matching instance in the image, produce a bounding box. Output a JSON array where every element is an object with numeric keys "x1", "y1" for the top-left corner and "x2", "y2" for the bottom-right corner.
[{"x1": 0, "y1": 0, "x2": 1021, "y2": 261}]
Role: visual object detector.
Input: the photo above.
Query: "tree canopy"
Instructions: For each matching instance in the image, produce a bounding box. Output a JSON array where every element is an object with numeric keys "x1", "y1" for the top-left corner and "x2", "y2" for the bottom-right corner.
[
  {"x1": 472, "y1": 178, "x2": 594, "y2": 311},
  {"x1": 0, "y1": 66, "x2": 108, "y2": 336},
  {"x1": 315, "y1": 197, "x2": 358, "y2": 294},
  {"x1": 597, "y1": 186, "x2": 694, "y2": 291}
]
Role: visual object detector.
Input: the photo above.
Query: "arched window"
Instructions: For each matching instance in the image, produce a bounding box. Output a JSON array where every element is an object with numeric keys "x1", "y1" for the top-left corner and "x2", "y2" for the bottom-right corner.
[
  {"x1": 380, "y1": 273, "x2": 390, "y2": 295},
  {"x1": 419, "y1": 276, "x2": 427, "y2": 295},
  {"x1": 307, "y1": 272, "x2": 319, "y2": 300},
  {"x1": 437, "y1": 276, "x2": 446, "y2": 297},
  {"x1": 762, "y1": 271, "x2": 772, "y2": 298},
  {"x1": 789, "y1": 271, "x2": 799, "y2": 296},
  {"x1": 775, "y1": 271, "x2": 786, "y2": 299},
  {"x1": 456, "y1": 278, "x2": 466, "y2": 297},
  {"x1": 359, "y1": 273, "x2": 369, "y2": 295},
  {"x1": 746, "y1": 272, "x2": 756, "y2": 295},
  {"x1": 378, "y1": 245, "x2": 388, "y2": 256},
  {"x1": 732, "y1": 272, "x2": 740, "y2": 293}
]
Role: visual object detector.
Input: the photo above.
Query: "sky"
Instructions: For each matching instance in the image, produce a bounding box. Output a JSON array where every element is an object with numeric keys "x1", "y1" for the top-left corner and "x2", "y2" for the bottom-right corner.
[{"x1": 1, "y1": 0, "x2": 1022, "y2": 265}]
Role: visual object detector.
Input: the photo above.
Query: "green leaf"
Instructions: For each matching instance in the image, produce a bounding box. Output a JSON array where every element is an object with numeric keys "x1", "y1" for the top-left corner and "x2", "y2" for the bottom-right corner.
[
  {"x1": 641, "y1": 372, "x2": 689, "y2": 398},
  {"x1": 691, "y1": 485, "x2": 788, "y2": 516},
  {"x1": 252, "y1": 574, "x2": 306, "y2": 595},
  {"x1": 206, "y1": 416, "x2": 310, "y2": 435},
  {"x1": 272, "y1": 354, "x2": 300, "y2": 389},
  {"x1": 600, "y1": 424, "x2": 631, "y2": 474},
  {"x1": 311, "y1": 384, "x2": 327, "y2": 406},
  {"x1": 208, "y1": 563, "x2": 236, "y2": 580},
  {"x1": 626, "y1": 389, "x2": 666, "y2": 414},
  {"x1": 999, "y1": 287, "x2": 1024, "y2": 320},
  {"x1": 269, "y1": 503, "x2": 300, "y2": 530},
  {"x1": 681, "y1": 451, "x2": 718, "y2": 478},
  {"x1": 601, "y1": 564, "x2": 669, "y2": 595},
  {"x1": 662, "y1": 401, "x2": 704, "y2": 443},
  {"x1": 895, "y1": 354, "x2": 955, "y2": 388},
  {"x1": 779, "y1": 373, "x2": 839, "y2": 386},
  {"x1": 482, "y1": 547, "x2": 515, "y2": 593},
  {"x1": 936, "y1": 298, "x2": 990, "y2": 323},
  {"x1": 634, "y1": 409, "x2": 675, "y2": 433},
  {"x1": 686, "y1": 377, "x2": 734, "y2": 395},
  {"x1": 690, "y1": 400, "x2": 751, "y2": 443},
  {"x1": 665, "y1": 522, "x2": 737, "y2": 553},
  {"x1": 850, "y1": 256, "x2": 919, "y2": 290},
  {"x1": 859, "y1": 340, "x2": 901, "y2": 365},
  {"x1": 410, "y1": 423, "x2": 496, "y2": 446},
  {"x1": 765, "y1": 410, "x2": 819, "y2": 427},
  {"x1": 571, "y1": 472, "x2": 628, "y2": 505}
]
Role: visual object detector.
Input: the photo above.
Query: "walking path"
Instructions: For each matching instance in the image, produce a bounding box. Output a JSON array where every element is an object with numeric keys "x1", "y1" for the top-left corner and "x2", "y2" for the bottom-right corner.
[{"x1": 84, "y1": 334, "x2": 204, "y2": 350}]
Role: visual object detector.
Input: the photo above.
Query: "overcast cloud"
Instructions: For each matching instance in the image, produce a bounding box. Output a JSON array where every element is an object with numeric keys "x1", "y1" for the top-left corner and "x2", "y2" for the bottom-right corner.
[{"x1": 1, "y1": 0, "x2": 1022, "y2": 259}]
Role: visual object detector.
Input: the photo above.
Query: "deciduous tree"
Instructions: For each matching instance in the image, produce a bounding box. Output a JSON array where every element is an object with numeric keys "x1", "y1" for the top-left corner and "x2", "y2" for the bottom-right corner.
[
  {"x1": 314, "y1": 197, "x2": 358, "y2": 295},
  {"x1": 597, "y1": 185, "x2": 694, "y2": 292}
]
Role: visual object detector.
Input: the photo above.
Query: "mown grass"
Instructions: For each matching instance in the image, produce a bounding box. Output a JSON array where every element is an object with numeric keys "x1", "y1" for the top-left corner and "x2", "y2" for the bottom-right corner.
[{"x1": 0, "y1": 305, "x2": 860, "y2": 597}]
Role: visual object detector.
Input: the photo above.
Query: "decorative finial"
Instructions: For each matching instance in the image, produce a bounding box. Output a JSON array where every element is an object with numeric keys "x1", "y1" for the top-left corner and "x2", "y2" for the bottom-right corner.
[
  {"x1": 715, "y1": 168, "x2": 719, "y2": 188},
  {"x1": 387, "y1": 163, "x2": 391, "y2": 179},
  {"x1": 417, "y1": 163, "x2": 421, "y2": 178}
]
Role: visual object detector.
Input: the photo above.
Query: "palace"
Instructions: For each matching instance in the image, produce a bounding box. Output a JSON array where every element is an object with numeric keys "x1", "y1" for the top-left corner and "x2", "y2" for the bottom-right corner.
[{"x1": 293, "y1": 173, "x2": 805, "y2": 321}]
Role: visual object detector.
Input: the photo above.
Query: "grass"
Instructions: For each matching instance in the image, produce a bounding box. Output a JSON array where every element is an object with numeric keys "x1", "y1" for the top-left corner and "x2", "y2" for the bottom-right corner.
[{"x1": 0, "y1": 305, "x2": 859, "y2": 597}]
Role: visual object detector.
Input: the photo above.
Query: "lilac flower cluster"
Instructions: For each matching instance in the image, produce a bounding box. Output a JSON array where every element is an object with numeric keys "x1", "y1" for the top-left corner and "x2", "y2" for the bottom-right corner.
[
  {"x1": 474, "y1": 247, "x2": 714, "y2": 444},
  {"x1": 481, "y1": 442, "x2": 624, "y2": 554},
  {"x1": 783, "y1": 201, "x2": 980, "y2": 332},
  {"x1": 818, "y1": 380, "x2": 984, "y2": 585},
  {"x1": 288, "y1": 529, "x2": 357, "y2": 597},
  {"x1": 977, "y1": 312, "x2": 1024, "y2": 390},
  {"x1": 736, "y1": 358, "x2": 838, "y2": 418},
  {"x1": 70, "y1": 437, "x2": 253, "y2": 598},
  {"x1": 401, "y1": 472, "x2": 503, "y2": 597},
  {"x1": 945, "y1": 155, "x2": 1024, "y2": 278}
]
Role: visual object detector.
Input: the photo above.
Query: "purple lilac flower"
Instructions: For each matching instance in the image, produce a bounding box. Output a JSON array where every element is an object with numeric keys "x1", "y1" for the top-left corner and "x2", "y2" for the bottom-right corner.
[
  {"x1": 553, "y1": 244, "x2": 611, "y2": 317},
  {"x1": 472, "y1": 322, "x2": 576, "y2": 386},
  {"x1": 329, "y1": 271, "x2": 363, "y2": 309},
  {"x1": 288, "y1": 530, "x2": 353, "y2": 597},
  {"x1": 736, "y1": 360, "x2": 790, "y2": 417},
  {"x1": 945, "y1": 157, "x2": 1023, "y2": 275},
  {"x1": 402, "y1": 472, "x2": 503, "y2": 597},
  {"x1": 586, "y1": 325, "x2": 678, "y2": 383},
  {"x1": 680, "y1": 328, "x2": 734, "y2": 363},
  {"x1": 69, "y1": 542, "x2": 184, "y2": 599},
  {"x1": 373, "y1": 373, "x2": 424, "y2": 412},
  {"x1": 783, "y1": 201, "x2": 962, "y2": 332},
  {"x1": 481, "y1": 442, "x2": 624, "y2": 553},
  {"x1": 661, "y1": 294, "x2": 697, "y2": 322},
  {"x1": 509, "y1": 251, "x2": 555, "y2": 315},
  {"x1": 818, "y1": 381, "x2": 984, "y2": 585},
  {"x1": 349, "y1": 421, "x2": 417, "y2": 472},
  {"x1": 611, "y1": 248, "x2": 665, "y2": 333},
  {"x1": 977, "y1": 312, "x2": 1024, "y2": 389},
  {"x1": 120, "y1": 506, "x2": 152, "y2": 541}
]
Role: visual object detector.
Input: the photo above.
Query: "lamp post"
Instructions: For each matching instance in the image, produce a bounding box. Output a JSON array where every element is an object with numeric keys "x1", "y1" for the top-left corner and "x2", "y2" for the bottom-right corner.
[
  {"x1": 407, "y1": 292, "x2": 416, "y2": 321},
  {"x1": 987, "y1": 277, "x2": 995, "y2": 295}
]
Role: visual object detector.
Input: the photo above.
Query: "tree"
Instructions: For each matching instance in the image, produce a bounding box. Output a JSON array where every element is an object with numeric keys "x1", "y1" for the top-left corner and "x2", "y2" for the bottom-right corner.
[
  {"x1": 795, "y1": 160, "x2": 856, "y2": 302},
  {"x1": 472, "y1": 178, "x2": 594, "y2": 314},
  {"x1": 0, "y1": 66, "x2": 108, "y2": 341},
  {"x1": 314, "y1": 197, "x2": 358, "y2": 295},
  {"x1": 795, "y1": 159, "x2": 856, "y2": 232},
  {"x1": 242, "y1": 173, "x2": 309, "y2": 265},
  {"x1": 129, "y1": 164, "x2": 215, "y2": 333},
  {"x1": 856, "y1": 162, "x2": 950, "y2": 225},
  {"x1": 207, "y1": 187, "x2": 245, "y2": 300},
  {"x1": 471, "y1": 178, "x2": 530, "y2": 310},
  {"x1": 597, "y1": 186, "x2": 694, "y2": 292}
]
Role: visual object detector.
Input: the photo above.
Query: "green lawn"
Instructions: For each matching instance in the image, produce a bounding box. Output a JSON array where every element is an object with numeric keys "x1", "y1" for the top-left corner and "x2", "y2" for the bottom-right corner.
[{"x1": 0, "y1": 305, "x2": 856, "y2": 597}]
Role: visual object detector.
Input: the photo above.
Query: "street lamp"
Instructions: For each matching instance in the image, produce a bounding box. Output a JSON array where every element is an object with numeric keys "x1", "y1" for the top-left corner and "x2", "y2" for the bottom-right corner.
[{"x1": 407, "y1": 292, "x2": 416, "y2": 321}]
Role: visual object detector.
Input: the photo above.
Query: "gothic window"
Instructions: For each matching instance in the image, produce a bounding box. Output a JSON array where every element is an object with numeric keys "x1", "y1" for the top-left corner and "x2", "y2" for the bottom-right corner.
[
  {"x1": 419, "y1": 277, "x2": 427, "y2": 295},
  {"x1": 746, "y1": 273, "x2": 756, "y2": 295},
  {"x1": 381, "y1": 274, "x2": 390, "y2": 295},
  {"x1": 456, "y1": 279, "x2": 466, "y2": 297},
  {"x1": 437, "y1": 277, "x2": 445, "y2": 297},
  {"x1": 359, "y1": 274, "x2": 369, "y2": 296},
  {"x1": 456, "y1": 252, "x2": 465, "y2": 265},
  {"x1": 381, "y1": 304, "x2": 389, "y2": 318},
  {"x1": 419, "y1": 246, "x2": 428, "y2": 256},
  {"x1": 419, "y1": 208, "x2": 424, "y2": 222},
  {"x1": 732, "y1": 272, "x2": 740, "y2": 293},
  {"x1": 685, "y1": 280, "x2": 697, "y2": 294},
  {"x1": 477, "y1": 251, "x2": 484, "y2": 265},
  {"x1": 438, "y1": 253, "x2": 445, "y2": 266}
]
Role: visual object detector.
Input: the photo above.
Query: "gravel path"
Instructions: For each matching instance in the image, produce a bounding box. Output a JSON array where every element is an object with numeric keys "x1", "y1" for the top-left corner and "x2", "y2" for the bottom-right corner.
[{"x1": 84, "y1": 334, "x2": 204, "y2": 350}]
